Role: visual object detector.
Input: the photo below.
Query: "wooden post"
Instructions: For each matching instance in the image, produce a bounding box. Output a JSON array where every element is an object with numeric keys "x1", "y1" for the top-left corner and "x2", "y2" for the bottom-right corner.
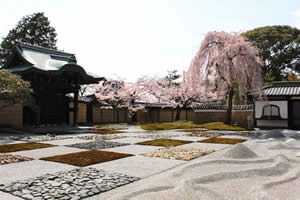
[
  {"x1": 158, "y1": 109, "x2": 160, "y2": 122},
  {"x1": 73, "y1": 90, "x2": 79, "y2": 127},
  {"x1": 186, "y1": 109, "x2": 188, "y2": 121}
]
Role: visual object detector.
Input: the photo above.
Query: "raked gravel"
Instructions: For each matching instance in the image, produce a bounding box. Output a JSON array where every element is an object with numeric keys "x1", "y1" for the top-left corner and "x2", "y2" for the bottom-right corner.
[{"x1": 133, "y1": 134, "x2": 178, "y2": 139}]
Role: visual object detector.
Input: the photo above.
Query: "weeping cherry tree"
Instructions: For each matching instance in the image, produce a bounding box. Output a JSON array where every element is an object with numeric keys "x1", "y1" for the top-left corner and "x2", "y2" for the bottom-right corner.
[{"x1": 187, "y1": 32, "x2": 264, "y2": 124}]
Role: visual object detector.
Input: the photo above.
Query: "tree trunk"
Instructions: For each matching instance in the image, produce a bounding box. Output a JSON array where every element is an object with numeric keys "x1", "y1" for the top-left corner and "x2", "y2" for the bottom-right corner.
[
  {"x1": 225, "y1": 87, "x2": 234, "y2": 125},
  {"x1": 175, "y1": 107, "x2": 181, "y2": 121}
]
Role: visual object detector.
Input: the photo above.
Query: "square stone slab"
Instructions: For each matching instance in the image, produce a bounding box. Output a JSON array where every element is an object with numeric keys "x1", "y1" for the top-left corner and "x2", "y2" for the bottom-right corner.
[
  {"x1": 0, "y1": 160, "x2": 77, "y2": 184},
  {"x1": 12, "y1": 146, "x2": 88, "y2": 159},
  {"x1": 90, "y1": 155, "x2": 185, "y2": 178},
  {"x1": 0, "y1": 168, "x2": 139, "y2": 200},
  {"x1": 39, "y1": 138, "x2": 90, "y2": 146},
  {"x1": 105, "y1": 144, "x2": 162, "y2": 155}
]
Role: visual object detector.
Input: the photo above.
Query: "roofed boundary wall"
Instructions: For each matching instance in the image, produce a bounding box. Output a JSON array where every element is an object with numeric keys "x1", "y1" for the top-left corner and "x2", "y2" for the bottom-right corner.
[
  {"x1": 89, "y1": 105, "x2": 253, "y2": 128},
  {"x1": 0, "y1": 101, "x2": 253, "y2": 128}
]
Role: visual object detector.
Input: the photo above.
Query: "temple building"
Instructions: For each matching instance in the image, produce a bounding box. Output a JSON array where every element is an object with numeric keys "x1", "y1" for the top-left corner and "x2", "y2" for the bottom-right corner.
[
  {"x1": 2, "y1": 42, "x2": 103, "y2": 126},
  {"x1": 254, "y1": 81, "x2": 300, "y2": 129}
]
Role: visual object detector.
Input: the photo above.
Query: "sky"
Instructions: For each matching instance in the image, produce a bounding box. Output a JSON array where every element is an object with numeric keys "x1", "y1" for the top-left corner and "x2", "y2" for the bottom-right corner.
[{"x1": 0, "y1": 0, "x2": 300, "y2": 82}]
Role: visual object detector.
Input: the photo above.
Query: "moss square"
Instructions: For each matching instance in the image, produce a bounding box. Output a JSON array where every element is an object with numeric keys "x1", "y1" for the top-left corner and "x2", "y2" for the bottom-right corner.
[
  {"x1": 136, "y1": 139, "x2": 192, "y2": 147},
  {"x1": 198, "y1": 138, "x2": 246, "y2": 145},
  {"x1": 0, "y1": 143, "x2": 56, "y2": 153},
  {"x1": 40, "y1": 150, "x2": 133, "y2": 166}
]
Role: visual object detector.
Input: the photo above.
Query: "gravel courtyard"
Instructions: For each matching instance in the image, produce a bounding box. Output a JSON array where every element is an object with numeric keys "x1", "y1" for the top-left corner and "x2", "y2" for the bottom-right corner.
[{"x1": 0, "y1": 125, "x2": 272, "y2": 200}]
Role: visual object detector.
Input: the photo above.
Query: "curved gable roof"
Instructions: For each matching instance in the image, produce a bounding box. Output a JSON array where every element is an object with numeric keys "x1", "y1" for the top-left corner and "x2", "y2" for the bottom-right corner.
[{"x1": 5, "y1": 42, "x2": 103, "y2": 84}]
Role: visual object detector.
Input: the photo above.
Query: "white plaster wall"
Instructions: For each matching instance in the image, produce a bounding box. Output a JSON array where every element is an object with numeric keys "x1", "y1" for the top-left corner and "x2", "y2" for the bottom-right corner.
[
  {"x1": 255, "y1": 101, "x2": 288, "y2": 119},
  {"x1": 256, "y1": 120, "x2": 288, "y2": 127}
]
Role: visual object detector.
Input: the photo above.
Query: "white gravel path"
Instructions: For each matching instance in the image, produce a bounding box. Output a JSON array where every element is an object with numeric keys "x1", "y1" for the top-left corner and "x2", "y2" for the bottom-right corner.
[
  {"x1": 39, "y1": 138, "x2": 91, "y2": 145},
  {"x1": 89, "y1": 155, "x2": 185, "y2": 178},
  {"x1": 12, "y1": 146, "x2": 88, "y2": 159},
  {"x1": 105, "y1": 144, "x2": 162, "y2": 155},
  {"x1": 91, "y1": 130, "x2": 300, "y2": 200},
  {"x1": 0, "y1": 160, "x2": 77, "y2": 184}
]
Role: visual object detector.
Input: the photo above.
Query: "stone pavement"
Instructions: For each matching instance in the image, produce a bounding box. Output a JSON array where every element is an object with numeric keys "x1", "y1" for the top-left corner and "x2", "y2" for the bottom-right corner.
[{"x1": 0, "y1": 125, "x2": 252, "y2": 200}]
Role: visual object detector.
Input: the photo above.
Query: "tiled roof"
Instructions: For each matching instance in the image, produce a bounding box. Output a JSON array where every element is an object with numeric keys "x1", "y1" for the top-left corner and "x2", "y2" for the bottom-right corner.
[
  {"x1": 4, "y1": 42, "x2": 104, "y2": 84},
  {"x1": 262, "y1": 82, "x2": 300, "y2": 96},
  {"x1": 135, "y1": 102, "x2": 171, "y2": 108},
  {"x1": 196, "y1": 104, "x2": 253, "y2": 110},
  {"x1": 264, "y1": 86, "x2": 300, "y2": 96}
]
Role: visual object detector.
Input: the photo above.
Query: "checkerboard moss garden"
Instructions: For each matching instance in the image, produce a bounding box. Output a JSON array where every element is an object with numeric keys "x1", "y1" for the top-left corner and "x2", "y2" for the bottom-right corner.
[
  {"x1": 136, "y1": 139, "x2": 192, "y2": 147},
  {"x1": 0, "y1": 143, "x2": 56, "y2": 153},
  {"x1": 40, "y1": 150, "x2": 133, "y2": 167}
]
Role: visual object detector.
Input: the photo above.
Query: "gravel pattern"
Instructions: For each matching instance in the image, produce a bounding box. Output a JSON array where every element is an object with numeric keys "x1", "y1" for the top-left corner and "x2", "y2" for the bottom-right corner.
[
  {"x1": 0, "y1": 168, "x2": 139, "y2": 200},
  {"x1": 67, "y1": 141, "x2": 130, "y2": 150},
  {"x1": 141, "y1": 147, "x2": 215, "y2": 161},
  {"x1": 0, "y1": 154, "x2": 33, "y2": 165},
  {"x1": 21, "y1": 135, "x2": 73, "y2": 142},
  {"x1": 77, "y1": 135, "x2": 126, "y2": 141},
  {"x1": 134, "y1": 134, "x2": 178, "y2": 139},
  {"x1": 184, "y1": 132, "x2": 223, "y2": 138}
]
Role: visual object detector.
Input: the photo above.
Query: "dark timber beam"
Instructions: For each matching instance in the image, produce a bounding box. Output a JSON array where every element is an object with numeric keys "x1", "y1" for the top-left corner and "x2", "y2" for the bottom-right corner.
[{"x1": 73, "y1": 89, "x2": 79, "y2": 127}]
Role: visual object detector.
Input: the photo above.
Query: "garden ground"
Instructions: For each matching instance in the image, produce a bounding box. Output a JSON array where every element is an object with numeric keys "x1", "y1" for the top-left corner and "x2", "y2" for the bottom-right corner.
[{"x1": 0, "y1": 124, "x2": 299, "y2": 200}]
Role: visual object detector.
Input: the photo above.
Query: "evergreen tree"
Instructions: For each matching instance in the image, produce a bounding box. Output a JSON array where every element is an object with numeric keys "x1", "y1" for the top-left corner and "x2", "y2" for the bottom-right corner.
[
  {"x1": 243, "y1": 25, "x2": 300, "y2": 82},
  {"x1": 0, "y1": 69, "x2": 32, "y2": 110},
  {"x1": 0, "y1": 12, "x2": 57, "y2": 66},
  {"x1": 164, "y1": 70, "x2": 181, "y2": 87}
]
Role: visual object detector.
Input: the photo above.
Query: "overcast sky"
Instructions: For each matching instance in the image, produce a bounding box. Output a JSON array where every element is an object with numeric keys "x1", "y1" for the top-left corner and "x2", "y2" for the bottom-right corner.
[{"x1": 0, "y1": 0, "x2": 299, "y2": 82}]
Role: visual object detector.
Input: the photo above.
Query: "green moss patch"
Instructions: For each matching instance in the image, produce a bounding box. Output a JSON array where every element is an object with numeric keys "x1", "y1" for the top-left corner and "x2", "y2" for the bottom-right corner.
[
  {"x1": 137, "y1": 139, "x2": 192, "y2": 147},
  {"x1": 140, "y1": 121, "x2": 245, "y2": 131},
  {"x1": 198, "y1": 138, "x2": 246, "y2": 145},
  {"x1": 40, "y1": 150, "x2": 133, "y2": 167},
  {"x1": 0, "y1": 143, "x2": 56, "y2": 153},
  {"x1": 195, "y1": 122, "x2": 245, "y2": 131},
  {"x1": 89, "y1": 130, "x2": 125, "y2": 134}
]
